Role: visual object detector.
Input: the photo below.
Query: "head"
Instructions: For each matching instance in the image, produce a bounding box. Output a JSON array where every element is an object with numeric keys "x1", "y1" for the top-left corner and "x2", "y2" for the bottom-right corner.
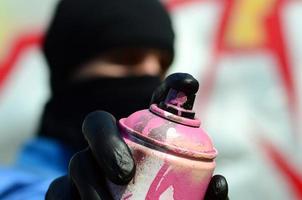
[
  {"x1": 40, "y1": 0, "x2": 175, "y2": 150},
  {"x1": 43, "y1": 0, "x2": 175, "y2": 94}
]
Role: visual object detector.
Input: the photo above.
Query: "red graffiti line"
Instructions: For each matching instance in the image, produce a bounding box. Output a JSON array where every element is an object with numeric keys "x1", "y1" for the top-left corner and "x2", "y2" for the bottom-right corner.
[
  {"x1": 261, "y1": 140, "x2": 302, "y2": 200},
  {"x1": 0, "y1": 33, "x2": 43, "y2": 92},
  {"x1": 266, "y1": 0, "x2": 297, "y2": 113}
]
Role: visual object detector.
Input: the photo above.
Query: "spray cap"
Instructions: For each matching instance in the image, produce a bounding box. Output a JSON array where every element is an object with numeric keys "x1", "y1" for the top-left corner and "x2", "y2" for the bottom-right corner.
[{"x1": 157, "y1": 73, "x2": 199, "y2": 119}]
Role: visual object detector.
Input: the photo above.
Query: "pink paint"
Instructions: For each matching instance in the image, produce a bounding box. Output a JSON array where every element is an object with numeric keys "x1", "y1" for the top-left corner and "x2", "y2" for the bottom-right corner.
[
  {"x1": 168, "y1": 91, "x2": 187, "y2": 107},
  {"x1": 146, "y1": 161, "x2": 210, "y2": 200},
  {"x1": 109, "y1": 88, "x2": 217, "y2": 199}
]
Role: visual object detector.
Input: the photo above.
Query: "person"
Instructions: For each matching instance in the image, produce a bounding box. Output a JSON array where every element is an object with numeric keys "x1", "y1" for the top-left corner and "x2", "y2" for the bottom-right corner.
[{"x1": 0, "y1": 0, "x2": 228, "y2": 199}]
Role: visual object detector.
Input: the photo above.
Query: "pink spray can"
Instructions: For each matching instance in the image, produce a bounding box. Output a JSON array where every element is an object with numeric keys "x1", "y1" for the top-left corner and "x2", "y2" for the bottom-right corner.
[{"x1": 109, "y1": 85, "x2": 218, "y2": 200}]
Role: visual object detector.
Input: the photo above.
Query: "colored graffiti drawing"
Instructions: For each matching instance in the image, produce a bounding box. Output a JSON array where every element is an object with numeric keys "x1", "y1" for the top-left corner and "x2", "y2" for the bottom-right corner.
[
  {"x1": 166, "y1": 0, "x2": 302, "y2": 199},
  {"x1": 199, "y1": 1, "x2": 301, "y2": 199}
]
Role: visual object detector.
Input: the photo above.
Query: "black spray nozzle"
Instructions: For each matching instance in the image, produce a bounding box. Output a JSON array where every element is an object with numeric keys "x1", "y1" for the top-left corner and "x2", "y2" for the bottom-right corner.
[
  {"x1": 165, "y1": 73, "x2": 199, "y2": 96},
  {"x1": 157, "y1": 73, "x2": 199, "y2": 119}
]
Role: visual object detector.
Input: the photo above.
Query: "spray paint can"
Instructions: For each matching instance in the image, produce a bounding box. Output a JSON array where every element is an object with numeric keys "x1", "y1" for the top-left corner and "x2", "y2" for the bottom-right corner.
[{"x1": 109, "y1": 85, "x2": 217, "y2": 200}]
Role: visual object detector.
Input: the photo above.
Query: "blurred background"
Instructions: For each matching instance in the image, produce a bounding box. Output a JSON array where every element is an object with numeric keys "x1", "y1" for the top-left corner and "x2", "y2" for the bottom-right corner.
[{"x1": 0, "y1": 0, "x2": 301, "y2": 199}]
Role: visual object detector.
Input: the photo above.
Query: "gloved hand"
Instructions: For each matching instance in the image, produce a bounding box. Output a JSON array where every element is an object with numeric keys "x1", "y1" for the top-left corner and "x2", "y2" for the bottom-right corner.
[{"x1": 46, "y1": 73, "x2": 228, "y2": 200}]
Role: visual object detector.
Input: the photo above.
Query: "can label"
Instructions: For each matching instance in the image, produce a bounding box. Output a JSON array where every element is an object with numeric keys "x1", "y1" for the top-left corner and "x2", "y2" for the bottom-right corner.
[{"x1": 109, "y1": 138, "x2": 215, "y2": 200}]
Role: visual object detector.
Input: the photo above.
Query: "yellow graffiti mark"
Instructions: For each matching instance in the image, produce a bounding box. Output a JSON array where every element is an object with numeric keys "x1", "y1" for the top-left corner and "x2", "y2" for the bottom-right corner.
[{"x1": 226, "y1": 0, "x2": 276, "y2": 48}]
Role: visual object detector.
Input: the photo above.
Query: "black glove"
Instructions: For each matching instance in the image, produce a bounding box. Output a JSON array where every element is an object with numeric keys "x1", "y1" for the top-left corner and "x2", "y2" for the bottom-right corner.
[{"x1": 46, "y1": 73, "x2": 228, "y2": 200}]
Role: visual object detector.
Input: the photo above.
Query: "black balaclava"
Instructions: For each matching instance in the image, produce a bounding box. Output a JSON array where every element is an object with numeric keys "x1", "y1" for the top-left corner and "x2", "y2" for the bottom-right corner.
[
  {"x1": 39, "y1": 0, "x2": 175, "y2": 151},
  {"x1": 43, "y1": 0, "x2": 175, "y2": 94}
]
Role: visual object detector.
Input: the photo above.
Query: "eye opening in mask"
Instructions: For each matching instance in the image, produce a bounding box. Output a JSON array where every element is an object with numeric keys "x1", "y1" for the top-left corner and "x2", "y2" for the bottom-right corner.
[
  {"x1": 100, "y1": 47, "x2": 172, "y2": 69},
  {"x1": 72, "y1": 47, "x2": 171, "y2": 81}
]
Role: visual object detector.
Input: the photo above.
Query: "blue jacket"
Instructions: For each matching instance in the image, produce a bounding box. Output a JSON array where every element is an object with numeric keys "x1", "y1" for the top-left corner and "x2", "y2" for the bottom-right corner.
[{"x1": 0, "y1": 138, "x2": 74, "y2": 200}]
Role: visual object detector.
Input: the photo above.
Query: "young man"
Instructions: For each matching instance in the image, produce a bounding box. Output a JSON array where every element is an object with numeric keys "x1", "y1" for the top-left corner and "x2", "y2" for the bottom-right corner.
[{"x1": 0, "y1": 0, "x2": 228, "y2": 199}]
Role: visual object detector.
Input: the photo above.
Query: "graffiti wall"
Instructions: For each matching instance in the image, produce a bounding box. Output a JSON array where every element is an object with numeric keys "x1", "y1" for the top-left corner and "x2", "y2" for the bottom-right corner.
[{"x1": 0, "y1": 0, "x2": 302, "y2": 199}]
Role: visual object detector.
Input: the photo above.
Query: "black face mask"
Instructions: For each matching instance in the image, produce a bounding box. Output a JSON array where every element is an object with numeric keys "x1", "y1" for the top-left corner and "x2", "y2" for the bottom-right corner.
[{"x1": 38, "y1": 76, "x2": 161, "y2": 151}]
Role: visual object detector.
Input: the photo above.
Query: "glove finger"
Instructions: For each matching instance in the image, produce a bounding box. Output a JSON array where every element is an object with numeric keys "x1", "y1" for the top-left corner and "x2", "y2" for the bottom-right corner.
[
  {"x1": 45, "y1": 176, "x2": 74, "y2": 200},
  {"x1": 204, "y1": 175, "x2": 228, "y2": 200},
  {"x1": 150, "y1": 73, "x2": 199, "y2": 105},
  {"x1": 69, "y1": 148, "x2": 113, "y2": 200},
  {"x1": 82, "y1": 111, "x2": 135, "y2": 185}
]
